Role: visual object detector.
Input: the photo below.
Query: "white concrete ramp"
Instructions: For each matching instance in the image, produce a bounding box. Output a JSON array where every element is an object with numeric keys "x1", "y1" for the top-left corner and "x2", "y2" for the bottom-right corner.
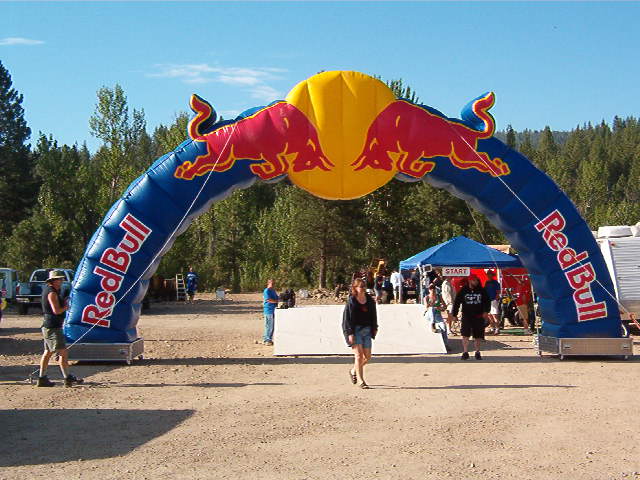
[{"x1": 273, "y1": 304, "x2": 446, "y2": 356}]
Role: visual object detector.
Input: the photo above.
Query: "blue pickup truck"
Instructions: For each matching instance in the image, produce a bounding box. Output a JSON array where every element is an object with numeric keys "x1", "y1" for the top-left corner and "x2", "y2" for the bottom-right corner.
[{"x1": 15, "y1": 268, "x2": 74, "y2": 315}]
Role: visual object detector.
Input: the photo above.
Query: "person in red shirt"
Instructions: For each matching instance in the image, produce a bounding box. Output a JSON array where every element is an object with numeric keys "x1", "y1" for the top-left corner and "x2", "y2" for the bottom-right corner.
[{"x1": 514, "y1": 278, "x2": 532, "y2": 334}]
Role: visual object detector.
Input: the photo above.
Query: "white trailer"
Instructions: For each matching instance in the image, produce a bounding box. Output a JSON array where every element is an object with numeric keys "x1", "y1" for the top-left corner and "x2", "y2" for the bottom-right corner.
[{"x1": 597, "y1": 224, "x2": 640, "y2": 320}]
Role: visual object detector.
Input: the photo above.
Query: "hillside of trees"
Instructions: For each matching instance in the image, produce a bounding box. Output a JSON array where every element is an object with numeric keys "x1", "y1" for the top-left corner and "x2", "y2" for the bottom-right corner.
[{"x1": 1, "y1": 60, "x2": 639, "y2": 291}]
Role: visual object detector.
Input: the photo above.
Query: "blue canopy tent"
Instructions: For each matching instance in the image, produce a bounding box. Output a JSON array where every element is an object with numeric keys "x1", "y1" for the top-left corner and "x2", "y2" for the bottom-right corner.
[{"x1": 399, "y1": 236, "x2": 522, "y2": 270}]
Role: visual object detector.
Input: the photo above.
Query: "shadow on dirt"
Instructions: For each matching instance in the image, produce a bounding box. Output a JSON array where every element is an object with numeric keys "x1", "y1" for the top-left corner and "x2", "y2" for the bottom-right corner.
[
  {"x1": 94, "y1": 381, "x2": 285, "y2": 388},
  {"x1": 141, "y1": 346, "x2": 637, "y2": 366},
  {"x1": 0, "y1": 408, "x2": 194, "y2": 466},
  {"x1": 0, "y1": 362, "x2": 130, "y2": 385},
  {"x1": 142, "y1": 299, "x2": 260, "y2": 317},
  {"x1": 0, "y1": 365, "x2": 41, "y2": 384},
  {"x1": 0, "y1": 326, "x2": 42, "y2": 336},
  {"x1": 369, "y1": 383, "x2": 577, "y2": 390},
  {"x1": 0, "y1": 337, "x2": 43, "y2": 356}
]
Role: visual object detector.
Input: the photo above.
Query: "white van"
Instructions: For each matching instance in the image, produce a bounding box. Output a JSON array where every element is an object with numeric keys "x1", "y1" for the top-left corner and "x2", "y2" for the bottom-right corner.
[
  {"x1": 596, "y1": 225, "x2": 640, "y2": 320},
  {"x1": 0, "y1": 268, "x2": 20, "y2": 302}
]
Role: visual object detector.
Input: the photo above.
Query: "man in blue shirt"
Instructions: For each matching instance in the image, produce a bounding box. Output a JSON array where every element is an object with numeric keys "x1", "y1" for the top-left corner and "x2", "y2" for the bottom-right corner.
[
  {"x1": 484, "y1": 270, "x2": 501, "y2": 334},
  {"x1": 262, "y1": 279, "x2": 279, "y2": 345},
  {"x1": 186, "y1": 267, "x2": 198, "y2": 304}
]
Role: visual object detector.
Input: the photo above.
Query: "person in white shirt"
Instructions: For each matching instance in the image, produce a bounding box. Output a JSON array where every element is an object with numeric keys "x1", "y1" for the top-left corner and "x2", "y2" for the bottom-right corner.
[
  {"x1": 390, "y1": 269, "x2": 403, "y2": 303},
  {"x1": 441, "y1": 276, "x2": 456, "y2": 334}
]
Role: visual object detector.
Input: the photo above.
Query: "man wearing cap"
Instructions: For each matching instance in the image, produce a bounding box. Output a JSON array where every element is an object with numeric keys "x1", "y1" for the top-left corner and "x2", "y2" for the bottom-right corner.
[
  {"x1": 37, "y1": 270, "x2": 83, "y2": 387},
  {"x1": 452, "y1": 274, "x2": 491, "y2": 360}
]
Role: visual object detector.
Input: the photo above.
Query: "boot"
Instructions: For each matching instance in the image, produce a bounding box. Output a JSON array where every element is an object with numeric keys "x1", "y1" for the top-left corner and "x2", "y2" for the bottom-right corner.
[
  {"x1": 37, "y1": 375, "x2": 55, "y2": 387},
  {"x1": 64, "y1": 374, "x2": 84, "y2": 387}
]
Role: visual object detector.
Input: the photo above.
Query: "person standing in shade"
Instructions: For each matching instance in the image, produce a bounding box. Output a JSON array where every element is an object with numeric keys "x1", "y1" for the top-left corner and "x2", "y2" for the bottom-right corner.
[
  {"x1": 411, "y1": 269, "x2": 421, "y2": 303},
  {"x1": 514, "y1": 277, "x2": 533, "y2": 334},
  {"x1": 373, "y1": 274, "x2": 383, "y2": 304},
  {"x1": 484, "y1": 270, "x2": 501, "y2": 334},
  {"x1": 262, "y1": 279, "x2": 279, "y2": 346},
  {"x1": 452, "y1": 274, "x2": 490, "y2": 360},
  {"x1": 0, "y1": 279, "x2": 5, "y2": 325},
  {"x1": 37, "y1": 270, "x2": 83, "y2": 387},
  {"x1": 342, "y1": 278, "x2": 378, "y2": 389},
  {"x1": 185, "y1": 266, "x2": 198, "y2": 304},
  {"x1": 441, "y1": 276, "x2": 456, "y2": 335},
  {"x1": 390, "y1": 269, "x2": 403, "y2": 303}
]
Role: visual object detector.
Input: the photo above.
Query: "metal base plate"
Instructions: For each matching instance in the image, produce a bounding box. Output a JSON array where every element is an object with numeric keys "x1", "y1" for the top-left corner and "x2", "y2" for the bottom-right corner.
[
  {"x1": 536, "y1": 335, "x2": 633, "y2": 359},
  {"x1": 67, "y1": 338, "x2": 144, "y2": 365}
]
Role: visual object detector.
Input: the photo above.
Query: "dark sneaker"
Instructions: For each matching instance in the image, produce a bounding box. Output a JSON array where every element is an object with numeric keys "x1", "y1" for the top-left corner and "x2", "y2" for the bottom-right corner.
[
  {"x1": 64, "y1": 374, "x2": 84, "y2": 387},
  {"x1": 263, "y1": 340, "x2": 274, "y2": 346},
  {"x1": 475, "y1": 351, "x2": 483, "y2": 360},
  {"x1": 461, "y1": 352, "x2": 469, "y2": 360},
  {"x1": 37, "y1": 376, "x2": 55, "y2": 387}
]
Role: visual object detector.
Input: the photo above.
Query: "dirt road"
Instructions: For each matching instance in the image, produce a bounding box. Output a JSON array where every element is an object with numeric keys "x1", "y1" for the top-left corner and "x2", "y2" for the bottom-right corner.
[{"x1": 1, "y1": 293, "x2": 639, "y2": 479}]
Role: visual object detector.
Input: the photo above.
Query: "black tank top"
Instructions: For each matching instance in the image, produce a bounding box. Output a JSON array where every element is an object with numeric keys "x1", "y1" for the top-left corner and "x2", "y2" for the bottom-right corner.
[
  {"x1": 41, "y1": 284, "x2": 65, "y2": 328},
  {"x1": 350, "y1": 294, "x2": 376, "y2": 327}
]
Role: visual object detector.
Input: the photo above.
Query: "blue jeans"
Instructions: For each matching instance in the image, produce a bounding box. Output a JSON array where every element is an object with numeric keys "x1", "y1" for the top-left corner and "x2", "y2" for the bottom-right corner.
[
  {"x1": 354, "y1": 326, "x2": 372, "y2": 349},
  {"x1": 263, "y1": 312, "x2": 274, "y2": 342}
]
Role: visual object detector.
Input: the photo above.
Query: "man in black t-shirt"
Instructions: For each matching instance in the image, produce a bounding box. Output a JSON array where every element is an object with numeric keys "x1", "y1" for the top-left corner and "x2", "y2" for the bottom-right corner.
[{"x1": 452, "y1": 274, "x2": 490, "y2": 360}]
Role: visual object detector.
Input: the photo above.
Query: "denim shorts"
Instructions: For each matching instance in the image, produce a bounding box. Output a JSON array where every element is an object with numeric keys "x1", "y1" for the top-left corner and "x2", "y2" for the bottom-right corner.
[{"x1": 353, "y1": 325, "x2": 372, "y2": 349}]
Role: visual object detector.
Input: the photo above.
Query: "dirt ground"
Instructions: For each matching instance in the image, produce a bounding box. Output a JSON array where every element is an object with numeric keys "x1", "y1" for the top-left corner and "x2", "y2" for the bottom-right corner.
[{"x1": 1, "y1": 292, "x2": 640, "y2": 480}]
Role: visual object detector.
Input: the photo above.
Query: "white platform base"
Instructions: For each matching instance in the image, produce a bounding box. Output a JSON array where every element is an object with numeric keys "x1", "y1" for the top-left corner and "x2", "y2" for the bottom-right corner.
[
  {"x1": 67, "y1": 338, "x2": 145, "y2": 364},
  {"x1": 536, "y1": 335, "x2": 633, "y2": 359},
  {"x1": 273, "y1": 304, "x2": 446, "y2": 356}
]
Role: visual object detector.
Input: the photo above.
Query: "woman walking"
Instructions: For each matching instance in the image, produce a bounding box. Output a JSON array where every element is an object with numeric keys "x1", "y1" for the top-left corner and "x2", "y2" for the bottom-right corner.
[{"x1": 342, "y1": 278, "x2": 378, "y2": 389}]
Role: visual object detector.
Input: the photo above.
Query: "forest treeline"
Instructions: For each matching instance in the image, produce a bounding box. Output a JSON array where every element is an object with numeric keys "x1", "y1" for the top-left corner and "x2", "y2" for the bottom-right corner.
[{"x1": 1, "y1": 60, "x2": 639, "y2": 291}]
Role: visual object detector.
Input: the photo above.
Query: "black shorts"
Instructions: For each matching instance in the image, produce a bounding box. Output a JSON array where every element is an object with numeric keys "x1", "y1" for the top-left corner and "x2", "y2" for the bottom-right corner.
[{"x1": 460, "y1": 316, "x2": 486, "y2": 339}]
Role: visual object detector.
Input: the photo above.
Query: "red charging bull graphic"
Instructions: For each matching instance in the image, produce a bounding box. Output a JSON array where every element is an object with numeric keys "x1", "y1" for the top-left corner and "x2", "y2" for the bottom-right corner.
[
  {"x1": 175, "y1": 92, "x2": 509, "y2": 185},
  {"x1": 174, "y1": 95, "x2": 333, "y2": 181},
  {"x1": 352, "y1": 92, "x2": 510, "y2": 178}
]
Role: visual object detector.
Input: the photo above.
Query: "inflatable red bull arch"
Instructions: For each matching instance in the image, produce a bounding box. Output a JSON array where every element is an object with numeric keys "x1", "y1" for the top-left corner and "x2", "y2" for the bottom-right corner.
[{"x1": 66, "y1": 71, "x2": 622, "y2": 344}]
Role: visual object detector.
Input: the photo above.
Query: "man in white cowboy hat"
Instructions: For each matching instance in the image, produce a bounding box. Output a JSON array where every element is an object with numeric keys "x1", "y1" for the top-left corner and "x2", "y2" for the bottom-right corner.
[{"x1": 37, "y1": 270, "x2": 83, "y2": 387}]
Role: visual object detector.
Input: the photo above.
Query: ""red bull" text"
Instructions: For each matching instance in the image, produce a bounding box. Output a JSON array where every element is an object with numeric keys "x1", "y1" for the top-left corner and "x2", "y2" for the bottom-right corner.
[
  {"x1": 535, "y1": 209, "x2": 607, "y2": 322},
  {"x1": 81, "y1": 214, "x2": 152, "y2": 328}
]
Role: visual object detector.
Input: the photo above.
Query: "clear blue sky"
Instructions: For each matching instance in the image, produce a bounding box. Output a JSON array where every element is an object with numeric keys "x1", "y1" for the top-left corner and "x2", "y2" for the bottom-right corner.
[{"x1": 2, "y1": 1, "x2": 639, "y2": 152}]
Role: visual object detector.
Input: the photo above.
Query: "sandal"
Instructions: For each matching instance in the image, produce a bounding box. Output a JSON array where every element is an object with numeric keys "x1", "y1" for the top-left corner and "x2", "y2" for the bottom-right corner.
[
  {"x1": 359, "y1": 382, "x2": 370, "y2": 389},
  {"x1": 349, "y1": 370, "x2": 357, "y2": 385}
]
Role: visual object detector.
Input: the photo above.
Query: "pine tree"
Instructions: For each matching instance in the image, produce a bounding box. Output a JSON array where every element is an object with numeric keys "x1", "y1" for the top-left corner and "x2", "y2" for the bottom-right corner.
[
  {"x1": 506, "y1": 125, "x2": 517, "y2": 149},
  {"x1": 0, "y1": 60, "x2": 38, "y2": 237},
  {"x1": 517, "y1": 130, "x2": 536, "y2": 164},
  {"x1": 536, "y1": 126, "x2": 559, "y2": 173},
  {"x1": 386, "y1": 79, "x2": 420, "y2": 103},
  {"x1": 575, "y1": 135, "x2": 609, "y2": 224}
]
